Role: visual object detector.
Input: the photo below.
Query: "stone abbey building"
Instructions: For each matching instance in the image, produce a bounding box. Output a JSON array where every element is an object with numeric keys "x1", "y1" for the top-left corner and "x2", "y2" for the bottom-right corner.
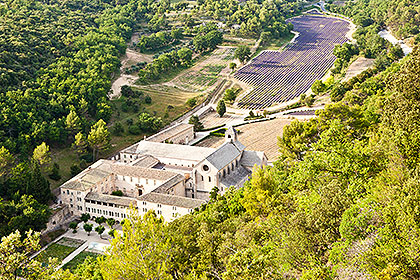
[{"x1": 60, "y1": 127, "x2": 267, "y2": 222}]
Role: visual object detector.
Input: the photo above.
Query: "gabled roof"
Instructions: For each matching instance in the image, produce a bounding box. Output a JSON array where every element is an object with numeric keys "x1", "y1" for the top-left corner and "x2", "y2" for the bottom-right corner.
[
  {"x1": 85, "y1": 192, "x2": 136, "y2": 207},
  {"x1": 146, "y1": 123, "x2": 193, "y2": 143},
  {"x1": 138, "y1": 192, "x2": 205, "y2": 209},
  {"x1": 130, "y1": 155, "x2": 160, "y2": 168},
  {"x1": 135, "y1": 141, "x2": 215, "y2": 162},
  {"x1": 152, "y1": 174, "x2": 185, "y2": 194},
  {"x1": 110, "y1": 164, "x2": 178, "y2": 181},
  {"x1": 240, "y1": 150, "x2": 266, "y2": 168},
  {"x1": 205, "y1": 142, "x2": 241, "y2": 170}
]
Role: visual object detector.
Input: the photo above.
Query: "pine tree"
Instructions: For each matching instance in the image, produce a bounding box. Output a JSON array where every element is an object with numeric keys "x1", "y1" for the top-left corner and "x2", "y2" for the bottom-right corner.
[
  {"x1": 217, "y1": 100, "x2": 226, "y2": 117},
  {"x1": 87, "y1": 119, "x2": 110, "y2": 161},
  {"x1": 28, "y1": 161, "x2": 52, "y2": 204}
]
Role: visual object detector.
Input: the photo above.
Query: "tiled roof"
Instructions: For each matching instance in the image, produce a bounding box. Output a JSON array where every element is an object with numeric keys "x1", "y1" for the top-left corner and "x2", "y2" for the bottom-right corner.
[
  {"x1": 152, "y1": 174, "x2": 185, "y2": 193},
  {"x1": 138, "y1": 193, "x2": 206, "y2": 209},
  {"x1": 220, "y1": 166, "x2": 251, "y2": 188},
  {"x1": 240, "y1": 150, "x2": 265, "y2": 168},
  {"x1": 130, "y1": 155, "x2": 160, "y2": 168},
  {"x1": 205, "y1": 142, "x2": 241, "y2": 170},
  {"x1": 85, "y1": 192, "x2": 136, "y2": 207},
  {"x1": 135, "y1": 141, "x2": 215, "y2": 162},
  {"x1": 146, "y1": 123, "x2": 194, "y2": 142},
  {"x1": 110, "y1": 164, "x2": 178, "y2": 181}
]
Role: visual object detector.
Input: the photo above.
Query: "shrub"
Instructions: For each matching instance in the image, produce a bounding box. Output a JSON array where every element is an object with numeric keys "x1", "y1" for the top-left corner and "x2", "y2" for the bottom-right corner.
[
  {"x1": 112, "y1": 122, "x2": 124, "y2": 136},
  {"x1": 69, "y1": 221, "x2": 78, "y2": 233},
  {"x1": 128, "y1": 125, "x2": 142, "y2": 135},
  {"x1": 70, "y1": 164, "x2": 82, "y2": 176},
  {"x1": 49, "y1": 163, "x2": 61, "y2": 181},
  {"x1": 145, "y1": 95, "x2": 152, "y2": 104},
  {"x1": 111, "y1": 190, "x2": 123, "y2": 196},
  {"x1": 186, "y1": 97, "x2": 197, "y2": 108}
]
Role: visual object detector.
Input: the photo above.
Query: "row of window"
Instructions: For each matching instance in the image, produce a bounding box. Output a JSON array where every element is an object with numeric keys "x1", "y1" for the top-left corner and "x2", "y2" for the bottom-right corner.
[
  {"x1": 86, "y1": 207, "x2": 127, "y2": 218},
  {"x1": 63, "y1": 190, "x2": 82, "y2": 196},
  {"x1": 86, "y1": 199, "x2": 120, "y2": 208}
]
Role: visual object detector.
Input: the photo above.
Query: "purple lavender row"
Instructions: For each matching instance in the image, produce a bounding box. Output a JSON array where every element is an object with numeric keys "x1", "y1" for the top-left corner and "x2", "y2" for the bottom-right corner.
[{"x1": 234, "y1": 15, "x2": 350, "y2": 109}]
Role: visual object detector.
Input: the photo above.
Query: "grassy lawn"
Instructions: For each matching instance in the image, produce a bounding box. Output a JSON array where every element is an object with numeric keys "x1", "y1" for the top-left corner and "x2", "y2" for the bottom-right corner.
[
  {"x1": 252, "y1": 32, "x2": 296, "y2": 59},
  {"x1": 61, "y1": 251, "x2": 100, "y2": 272},
  {"x1": 264, "y1": 32, "x2": 295, "y2": 50},
  {"x1": 36, "y1": 243, "x2": 77, "y2": 264}
]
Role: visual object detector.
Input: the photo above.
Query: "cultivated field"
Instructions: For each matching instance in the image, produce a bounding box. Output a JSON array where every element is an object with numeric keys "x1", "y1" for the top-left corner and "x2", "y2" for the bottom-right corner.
[
  {"x1": 166, "y1": 47, "x2": 236, "y2": 92},
  {"x1": 200, "y1": 111, "x2": 242, "y2": 128},
  {"x1": 234, "y1": 14, "x2": 350, "y2": 109}
]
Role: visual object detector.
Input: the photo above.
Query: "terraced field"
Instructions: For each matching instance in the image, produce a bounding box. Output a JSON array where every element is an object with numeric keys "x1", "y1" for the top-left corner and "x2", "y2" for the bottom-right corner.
[{"x1": 235, "y1": 14, "x2": 350, "y2": 109}]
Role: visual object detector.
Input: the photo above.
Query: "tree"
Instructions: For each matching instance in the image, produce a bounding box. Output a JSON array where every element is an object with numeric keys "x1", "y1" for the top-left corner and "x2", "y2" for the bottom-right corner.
[
  {"x1": 32, "y1": 142, "x2": 51, "y2": 167},
  {"x1": 73, "y1": 132, "x2": 88, "y2": 155},
  {"x1": 99, "y1": 211, "x2": 174, "y2": 279},
  {"x1": 188, "y1": 115, "x2": 204, "y2": 132},
  {"x1": 259, "y1": 31, "x2": 271, "y2": 45},
  {"x1": 216, "y1": 100, "x2": 226, "y2": 117},
  {"x1": 106, "y1": 218, "x2": 116, "y2": 229},
  {"x1": 0, "y1": 146, "x2": 13, "y2": 181},
  {"x1": 65, "y1": 110, "x2": 82, "y2": 136},
  {"x1": 0, "y1": 230, "x2": 59, "y2": 280},
  {"x1": 137, "y1": 113, "x2": 162, "y2": 132},
  {"x1": 229, "y1": 62, "x2": 237, "y2": 73},
  {"x1": 95, "y1": 225, "x2": 105, "y2": 238},
  {"x1": 69, "y1": 221, "x2": 78, "y2": 233},
  {"x1": 95, "y1": 216, "x2": 106, "y2": 225},
  {"x1": 81, "y1": 213, "x2": 91, "y2": 223},
  {"x1": 87, "y1": 119, "x2": 110, "y2": 161},
  {"x1": 234, "y1": 45, "x2": 251, "y2": 64},
  {"x1": 0, "y1": 195, "x2": 51, "y2": 238},
  {"x1": 29, "y1": 161, "x2": 52, "y2": 204},
  {"x1": 224, "y1": 88, "x2": 240, "y2": 102},
  {"x1": 49, "y1": 162, "x2": 61, "y2": 181},
  {"x1": 311, "y1": 80, "x2": 326, "y2": 94},
  {"x1": 177, "y1": 48, "x2": 193, "y2": 66},
  {"x1": 72, "y1": 256, "x2": 103, "y2": 279},
  {"x1": 84, "y1": 223, "x2": 93, "y2": 236}
]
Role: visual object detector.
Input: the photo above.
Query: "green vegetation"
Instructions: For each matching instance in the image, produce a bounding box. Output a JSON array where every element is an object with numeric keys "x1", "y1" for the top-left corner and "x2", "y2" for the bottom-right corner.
[
  {"x1": 36, "y1": 243, "x2": 77, "y2": 265},
  {"x1": 216, "y1": 100, "x2": 226, "y2": 117},
  {"x1": 62, "y1": 253, "x2": 100, "y2": 272},
  {"x1": 188, "y1": 115, "x2": 204, "y2": 132},
  {"x1": 328, "y1": 0, "x2": 420, "y2": 39},
  {"x1": 138, "y1": 48, "x2": 194, "y2": 84},
  {"x1": 234, "y1": 45, "x2": 251, "y2": 64}
]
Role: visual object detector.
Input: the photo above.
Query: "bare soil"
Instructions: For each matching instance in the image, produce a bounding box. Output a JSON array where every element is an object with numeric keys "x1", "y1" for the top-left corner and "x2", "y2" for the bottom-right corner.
[{"x1": 344, "y1": 57, "x2": 375, "y2": 81}]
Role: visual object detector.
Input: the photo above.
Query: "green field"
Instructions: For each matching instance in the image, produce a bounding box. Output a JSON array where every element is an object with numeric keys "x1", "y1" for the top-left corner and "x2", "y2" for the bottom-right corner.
[
  {"x1": 62, "y1": 251, "x2": 100, "y2": 272},
  {"x1": 36, "y1": 243, "x2": 77, "y2": 264}
]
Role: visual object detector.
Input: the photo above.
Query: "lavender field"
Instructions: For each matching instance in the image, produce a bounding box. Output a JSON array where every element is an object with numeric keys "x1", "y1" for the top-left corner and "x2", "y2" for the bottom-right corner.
[{"x1": 234, "y1": 15, "x2": 350, "y2": 109}]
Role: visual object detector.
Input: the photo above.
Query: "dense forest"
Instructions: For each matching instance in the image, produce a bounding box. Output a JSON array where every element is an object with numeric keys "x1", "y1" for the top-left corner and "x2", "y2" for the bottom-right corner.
[{"x1": 327, "y1": 0, "x2": 420, "y2": 39}]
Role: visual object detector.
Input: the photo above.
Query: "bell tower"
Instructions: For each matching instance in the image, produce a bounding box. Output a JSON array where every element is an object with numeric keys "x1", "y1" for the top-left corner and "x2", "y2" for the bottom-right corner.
[{"x1": 225, "y1": 126, "x2": 238, "y2": 142}]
